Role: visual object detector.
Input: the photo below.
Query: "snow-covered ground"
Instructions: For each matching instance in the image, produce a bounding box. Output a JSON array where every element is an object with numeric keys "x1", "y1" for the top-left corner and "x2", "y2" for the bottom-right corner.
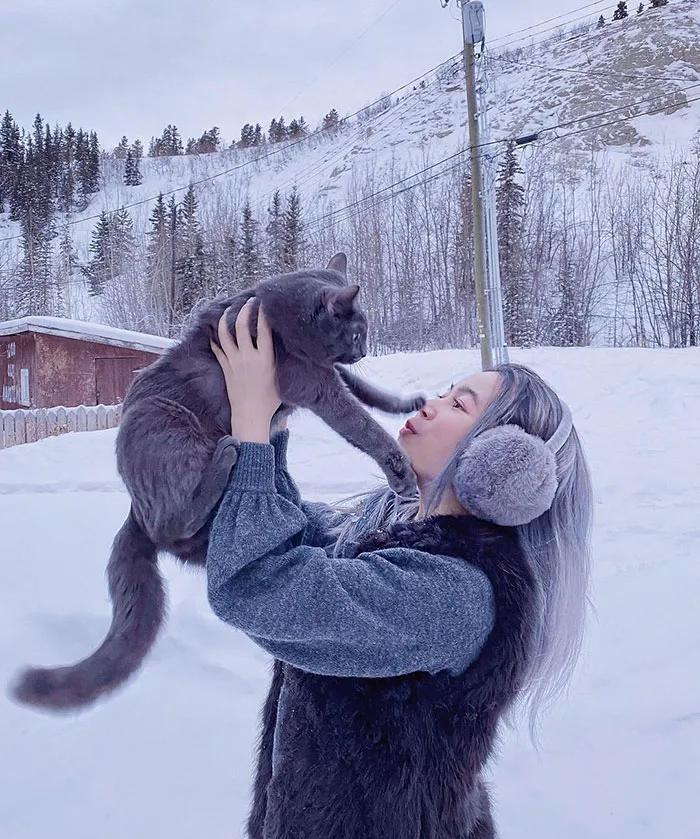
[{"x1": 1, "y1": 346, "x2": 699, "y2": 839}]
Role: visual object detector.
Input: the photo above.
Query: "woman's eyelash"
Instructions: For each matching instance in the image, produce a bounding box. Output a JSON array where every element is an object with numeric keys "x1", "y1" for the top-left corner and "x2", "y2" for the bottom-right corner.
[{"x1": 435, "y1": 382, "x2": 454, "y2": 399}]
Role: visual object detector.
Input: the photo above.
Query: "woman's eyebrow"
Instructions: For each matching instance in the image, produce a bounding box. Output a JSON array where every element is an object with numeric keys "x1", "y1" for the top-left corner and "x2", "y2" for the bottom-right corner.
[{"x1": 454, "y1": 384, "x2": 480, "y2": 407}]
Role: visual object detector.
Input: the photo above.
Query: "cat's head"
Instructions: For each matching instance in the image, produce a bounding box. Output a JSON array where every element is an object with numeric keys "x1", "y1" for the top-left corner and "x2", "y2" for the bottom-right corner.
[{"x1": 260, "y1": 253, "x2": 368, "y2": 367}]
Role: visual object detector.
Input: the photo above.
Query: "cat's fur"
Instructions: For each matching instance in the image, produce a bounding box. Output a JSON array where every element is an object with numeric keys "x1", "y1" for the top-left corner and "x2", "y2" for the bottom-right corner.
[{"x1": 10, "y1": 253, "x2": 425, "y2": 713}]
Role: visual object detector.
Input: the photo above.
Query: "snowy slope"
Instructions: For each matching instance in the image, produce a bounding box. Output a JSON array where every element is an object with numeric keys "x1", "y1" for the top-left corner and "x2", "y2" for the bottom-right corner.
[
  {"x1": 2, "y1": 0, "x2": 698, "y2": 258},
  {"x1": 1, "y1": 346, "x2": 699, "y2": 839}
]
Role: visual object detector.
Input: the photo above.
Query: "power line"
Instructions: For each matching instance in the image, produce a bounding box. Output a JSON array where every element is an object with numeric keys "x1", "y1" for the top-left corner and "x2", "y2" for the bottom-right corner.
[
  {"x1": 488, "y1": 0, "x2": 610, "y2": 45},
  {"x1": 11, "y1": 88, "x2": 700, "y2": 290},
  {"x1": 302, "y1": 140, "x2": 505, "y2": 232},
  {"x1": 489, "y1": 4, "x2": 611, "y2": 51},
  {"x1": 488, "y1": 52, "x2": 697, "y2": 85},
  {"x1": 542, "y1": 89, "x2": 700, "y2": 145},
  {"x1": 266, "y1": 57, "x2": 462, "y2": 204},
  {"x1": 304, "y1": 84, "x2": 700, "y2": 232},
  {"x1": 0, "y1": 51, "x2": 461, "y2": 246},
  {"x1": 548, "y1": 79, "x2": 700, "y2": 131}
]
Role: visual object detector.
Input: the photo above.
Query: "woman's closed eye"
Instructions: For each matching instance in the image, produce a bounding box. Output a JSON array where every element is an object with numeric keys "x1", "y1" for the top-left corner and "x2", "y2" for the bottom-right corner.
[{"x1": 434, "y1": 391, "x2": 467, "y2": 411}]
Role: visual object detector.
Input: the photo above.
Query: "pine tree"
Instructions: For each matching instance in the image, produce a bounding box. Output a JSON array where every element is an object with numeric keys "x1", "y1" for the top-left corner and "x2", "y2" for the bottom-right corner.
[
  {"x1": 146, "y1": 193, "x2": 176, "y2": 330},
  {"x1": 114, "y1": 136, "x2": 129, "y2": 159},
  {"x1": 239, "y1": 123, "x2": 256, "y2": 148},
  {"x1": 54, "y1": 223, "x2": 78, "y2": 316},
  {"x1": 124, "y1": 144, "x2": 142, "y2": 185},
  {"x1": 16, "y1": 217, "x2": 55, "y2": 315},
  {"x1": 277, "y1": 116, "x2": 287, "y2": 142},
  {"x1": 75, "y1": 129, "x2": 100, "y2": 204},
  {"x1": 268, "y1": 118, "x2": 278, "y2": 144},
  {"x1": 281, "y1": 186, "x2": 304, "y2": 271},
  {"x1": 0, "y1": 110, "x2": 22, "y2": 213},
  {"x1": 238, "y1": 199, "x2": 261, "y2": 282},
  {"x1": 150, "y1": 125, "x2": 183, "y2": 156},
  {"x1": 551, "y1": 257, "x2": 585, "y2": 346},
  {"x1": 60, "y1": 122, "x2": 76, "y2": 211},
  {"x1": 322, "y1": 108, "x2": 340, "y2": 131},
  {"x1": 112, "y1": 206, "x2": 134, "y2": 274},
  {"x1": 44, "y1": 123, "x2": 60, "y2": 204},
  {"x1": 496, "y1": 142, "x2": 529, "y2": 346},
  {"x1": 87, "y1": 131, "x2": 101, "y2": 192},
  {"x1": 266, "y1": 189, "x2": 284, "y2": 274},
  {"x1": 650, "y1": 0, "x2": 668, "y2": 7},
  {"x1": 637, "y1": 2, "x2": 644, "y2": 12},
  {"x1": 85, "y1": 211, "x2": 111, "y2": 294},
  {"x1": 597, "y1": 14, "x2": 606, "y2": 26},
  {"x1": 176, "y1": 184, "x2": 209, "y2": 316},
  {"x1": 201, "y1": 126, "x2": 220, "y2": 152},
  {"x1": 253, "y1": 124, "x2": 263, "y2": 146},
  {"x1": 613, "y1": 1, "x2": 629, "y2": 19}
]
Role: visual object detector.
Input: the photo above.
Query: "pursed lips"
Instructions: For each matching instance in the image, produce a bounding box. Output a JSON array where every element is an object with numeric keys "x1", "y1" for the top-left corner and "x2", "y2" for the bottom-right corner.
[{"x1": 400, "y1": 418, "x2": 418, "y2": 435}]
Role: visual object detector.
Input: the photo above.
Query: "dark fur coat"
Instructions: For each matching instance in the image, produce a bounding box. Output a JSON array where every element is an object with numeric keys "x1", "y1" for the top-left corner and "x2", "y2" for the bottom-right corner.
[{"x1": 246, "y1": 514, "x2": 537, "y2": 839}]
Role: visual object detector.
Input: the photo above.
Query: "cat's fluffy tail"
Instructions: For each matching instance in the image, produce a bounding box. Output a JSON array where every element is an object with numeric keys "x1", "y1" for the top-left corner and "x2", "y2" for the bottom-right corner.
[{"x1": 9, "y1": 506, "x2": 165, "y2": 713}]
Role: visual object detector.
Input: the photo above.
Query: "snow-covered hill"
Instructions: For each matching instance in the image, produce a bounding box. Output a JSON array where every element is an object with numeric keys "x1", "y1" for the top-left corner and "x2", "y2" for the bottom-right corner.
[
  {"x1": 6, "y1": 0, "x2": 697, "y2": 257},
  {"x1": 0, "y1": 0, "x2": 700, "y2": 260},
  {"x1": 1, "y1": 346, "x2": 699, "y2": 838}
]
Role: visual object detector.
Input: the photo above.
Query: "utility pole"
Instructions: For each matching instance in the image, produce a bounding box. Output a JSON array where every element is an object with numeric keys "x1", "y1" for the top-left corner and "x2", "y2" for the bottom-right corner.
[{"x1": 457, "y1": 0, "x2": 509, "y2": 369}]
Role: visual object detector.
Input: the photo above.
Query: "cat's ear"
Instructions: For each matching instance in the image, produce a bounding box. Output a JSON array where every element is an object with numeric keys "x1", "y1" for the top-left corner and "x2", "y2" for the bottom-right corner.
[
  {"x1": 321, "y1": 284, "x2": 360, "y2": 314},
  {"x1": 336, "y1": 284, "x2": 359, "y2": 306},
  {"x1": 326, "y1": 252, "x2": 347, "y2": 278}
]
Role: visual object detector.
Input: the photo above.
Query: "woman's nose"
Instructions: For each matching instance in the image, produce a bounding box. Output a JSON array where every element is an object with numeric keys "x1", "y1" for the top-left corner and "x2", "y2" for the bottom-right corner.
[{"x1": 420, "y1": 403, "x2": 437, "y2": 420}]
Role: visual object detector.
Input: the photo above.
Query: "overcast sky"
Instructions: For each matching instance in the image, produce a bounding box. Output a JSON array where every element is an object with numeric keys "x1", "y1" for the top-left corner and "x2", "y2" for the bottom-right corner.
[{"x1": 2, "y1": 0, "x2": 573, "y2": 148}]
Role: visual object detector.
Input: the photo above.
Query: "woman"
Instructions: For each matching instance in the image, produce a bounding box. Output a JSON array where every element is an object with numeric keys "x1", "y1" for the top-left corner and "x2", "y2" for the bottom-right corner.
[{"x1": 208, "y1": 301, "x2": 593, "y2": 839}]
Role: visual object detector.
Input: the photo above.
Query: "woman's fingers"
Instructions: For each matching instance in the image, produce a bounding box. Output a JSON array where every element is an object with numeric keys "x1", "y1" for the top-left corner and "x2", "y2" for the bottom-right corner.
[
  {"x1": 235, "y1": 300, "x2": 255, "y2": 351},
  {"x1": 256, "y1": 306, "x2": 274, "y2": 356},
  {"x1": 209, "y1": 339, "x2": 226, "y2": 368},
  {"x1": 217, "y1": 307, "x2": 237, "y2": 356}
]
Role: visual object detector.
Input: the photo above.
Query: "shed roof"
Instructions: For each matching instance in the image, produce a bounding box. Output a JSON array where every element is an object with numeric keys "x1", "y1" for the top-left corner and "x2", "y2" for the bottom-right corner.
[{"x1": 0, "y1": 316, "x2": 176, "y2": 354}]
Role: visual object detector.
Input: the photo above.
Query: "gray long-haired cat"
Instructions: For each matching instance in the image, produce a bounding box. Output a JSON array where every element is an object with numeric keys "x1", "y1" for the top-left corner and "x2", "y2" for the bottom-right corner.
[{"x1": 10, "y1": 253, "x2": 424, "y2": 713}]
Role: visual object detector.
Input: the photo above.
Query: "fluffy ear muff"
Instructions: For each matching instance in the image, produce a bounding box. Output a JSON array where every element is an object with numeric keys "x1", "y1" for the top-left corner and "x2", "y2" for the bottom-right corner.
[{"x1": 452, "y1": 425, "x2": 559, "y2": 526}]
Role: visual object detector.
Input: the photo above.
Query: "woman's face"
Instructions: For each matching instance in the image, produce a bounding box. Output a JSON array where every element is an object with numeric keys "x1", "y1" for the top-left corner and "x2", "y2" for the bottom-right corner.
[{"x1": 398, "y1": 371, "x2": 502, "y2": 484}]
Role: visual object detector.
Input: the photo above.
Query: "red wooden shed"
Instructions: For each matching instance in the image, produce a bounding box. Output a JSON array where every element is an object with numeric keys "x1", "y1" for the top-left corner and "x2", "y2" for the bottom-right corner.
[{"x1": 0, "y1": 317, "x2": 175, "y2": 410}]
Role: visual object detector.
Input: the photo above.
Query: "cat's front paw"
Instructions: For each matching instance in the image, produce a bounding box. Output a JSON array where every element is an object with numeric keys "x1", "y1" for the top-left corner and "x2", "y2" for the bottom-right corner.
[
  {"x1": 406, "y1": 393, "x2": 426, "y2": 411},
  {"x1": 384, "y1": 451, "x2": 419, "y2": 499},
  {"x1": 213, "y1": 434, "x2": 239, "y2": 474}
]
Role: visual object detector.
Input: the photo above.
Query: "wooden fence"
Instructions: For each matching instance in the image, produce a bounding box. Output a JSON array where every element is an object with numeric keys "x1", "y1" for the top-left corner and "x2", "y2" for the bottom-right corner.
[{"x1": 0, "y1": 404, "x2": 122, "y2": 449}]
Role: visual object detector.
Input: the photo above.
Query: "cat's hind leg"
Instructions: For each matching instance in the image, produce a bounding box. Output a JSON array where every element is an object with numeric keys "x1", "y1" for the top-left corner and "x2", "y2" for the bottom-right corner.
[{"x1": 118, "y1": 397, "x2": 237, "y2": 545}]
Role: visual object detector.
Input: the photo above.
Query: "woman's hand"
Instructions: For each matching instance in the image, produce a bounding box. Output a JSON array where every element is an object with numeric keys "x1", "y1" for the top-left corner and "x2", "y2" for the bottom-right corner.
[{"x1": 210, "y1": 300, "x2": 281, "y2": 443}]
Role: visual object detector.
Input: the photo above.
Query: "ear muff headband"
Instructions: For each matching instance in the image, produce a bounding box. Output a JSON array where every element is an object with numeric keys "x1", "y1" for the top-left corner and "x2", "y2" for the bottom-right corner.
[{"x1": 452, "y1": 400, "x2": 573, "y2": 527}]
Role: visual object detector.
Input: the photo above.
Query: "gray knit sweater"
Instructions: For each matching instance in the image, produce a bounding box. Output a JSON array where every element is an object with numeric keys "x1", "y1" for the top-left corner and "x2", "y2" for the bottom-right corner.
[{"x1": 205, "y1": 431, "x2": 496, "y2": 678}]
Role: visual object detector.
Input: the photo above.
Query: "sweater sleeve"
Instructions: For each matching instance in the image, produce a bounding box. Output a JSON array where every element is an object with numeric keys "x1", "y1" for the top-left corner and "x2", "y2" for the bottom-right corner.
[
  {"x1": 270, "y1": 429, "x2": 349, "y2": 549},
  {"x1": 206, "y1": 443, "x2": 496, "y2": 678}
]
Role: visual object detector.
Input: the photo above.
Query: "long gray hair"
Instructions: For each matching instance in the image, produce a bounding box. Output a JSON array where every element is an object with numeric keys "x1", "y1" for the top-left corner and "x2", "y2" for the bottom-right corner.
[{"x1": 334, "y1": 362, "x2": 594, "y2": 742}]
